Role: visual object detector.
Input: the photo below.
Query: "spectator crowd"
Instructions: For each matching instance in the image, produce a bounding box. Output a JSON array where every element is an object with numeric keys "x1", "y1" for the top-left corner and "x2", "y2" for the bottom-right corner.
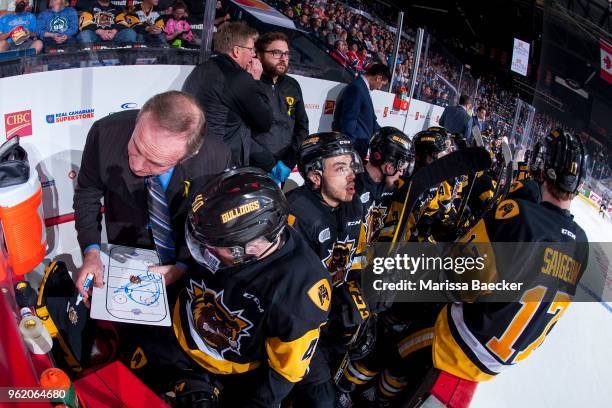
[
  {"x1": 0, "y1": 0, "x2": 196, "y2": 53},
  {"x1": 1, "y1": 0, "x2": 607, "y2": 182}
]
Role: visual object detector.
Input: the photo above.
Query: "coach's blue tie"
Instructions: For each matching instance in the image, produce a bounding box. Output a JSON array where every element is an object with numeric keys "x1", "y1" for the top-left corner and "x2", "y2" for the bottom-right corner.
[{"x1": 146, "y1": 176, "x2": 175, "y2": 264}]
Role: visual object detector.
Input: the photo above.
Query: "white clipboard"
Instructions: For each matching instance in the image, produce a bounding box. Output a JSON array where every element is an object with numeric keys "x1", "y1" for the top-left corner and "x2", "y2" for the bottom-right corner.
[{"x1": 90, "y1": 245, "x2": 171, "y2": 326}]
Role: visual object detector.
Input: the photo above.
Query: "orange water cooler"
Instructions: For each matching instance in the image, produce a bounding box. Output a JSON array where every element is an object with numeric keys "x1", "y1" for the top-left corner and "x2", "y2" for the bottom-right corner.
[{"x1": 0, "y1": 137, "x2": 46, "y2": 278}]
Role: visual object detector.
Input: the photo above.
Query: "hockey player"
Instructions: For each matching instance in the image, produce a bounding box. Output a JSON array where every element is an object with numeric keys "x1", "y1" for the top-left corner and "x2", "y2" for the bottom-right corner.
[
  {"x1": 515, "y1": 149, "x2": 532, "y2": 182},
  {"x1": 465, "y1": 134, "x2": 497, "y2": 220},
  {"x1": 357, "y1": 127, "x2": 415, "y2": 247},
  {"x1": 333, "y1": 128, "x2": 449, "y2": 406},
  {"x1": 506, "y1": 143, "x2": 543, "y2": 203},
  {"x1": 125, "y1": 167, "x2": 331, "y2": 407},
  {"x1": 371, "y1": 129, "x2": 589, "y2": 405},
  {"x1": 286, "y1": 132, "x2": 371, "y2": 406},
  {"x1": 379, "y1": 127, "x2": 452, "y2": 243}
]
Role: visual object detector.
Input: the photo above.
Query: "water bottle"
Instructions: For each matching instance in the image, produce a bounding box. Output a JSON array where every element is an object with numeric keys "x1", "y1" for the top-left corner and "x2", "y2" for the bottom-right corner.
[{"x1": 19, "y1": 307, "x2": 53, "y2": 354}]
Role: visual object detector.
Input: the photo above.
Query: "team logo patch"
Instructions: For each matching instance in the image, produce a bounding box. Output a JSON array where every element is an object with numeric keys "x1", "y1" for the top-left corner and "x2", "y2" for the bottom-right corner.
[
  {"x1": 307, "y1": 279, "x2": 331, "y2": 312},
  {"x1": 495, "y1": 199, "x2": 519, "y2": 220},
  {"x1": 360, "y1": 192, "x2": 370, "y2": 204},
  {"x1": 130, "y1": 346, "x2": 148, "y2": 369},
  {"x1": 365, "y1": 204, "x2": 387, "y2": 244},
  {"x1": 323, "y1": 237, "x2": 357, "y2": 286},
  {"x1": 67, "y1": 304, "x2": 78, "y2": 325},
  {"x1": 187, "y1": 281, "x2": 253, "y2": 357},
  {"x1": 285, "y1": 96, "x2": 296, "y2": 116},
  {"x1": 318, "y1": 227, "x2": 331, "y2": 243}
]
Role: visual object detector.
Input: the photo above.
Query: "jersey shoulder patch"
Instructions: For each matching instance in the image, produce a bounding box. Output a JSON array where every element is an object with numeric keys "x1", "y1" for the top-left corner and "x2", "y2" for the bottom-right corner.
[
  {"x1": 495, "y1": 199, "x2": 520, "y2": 220},
  {"x1": 307, "y1": 278, "x2": 331, "y2": 312}
]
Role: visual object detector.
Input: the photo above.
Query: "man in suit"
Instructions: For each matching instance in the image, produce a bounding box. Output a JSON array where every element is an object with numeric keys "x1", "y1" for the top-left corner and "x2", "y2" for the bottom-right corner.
[
  {"x1": 472, "y1": 105, "x2": 487, "y2": 132},
  {"x1": 333, "y1": 63, "x2": 391, "y2": 159},
  {"x1": 464, "y1": 105, "x2": 488, "y2": 142},
  {"x1": 73, "y1": 91, "x2": 231, "y2": 305},
  {"x1": 439, "y1": 93, "x2": 472, "y2": 141}
]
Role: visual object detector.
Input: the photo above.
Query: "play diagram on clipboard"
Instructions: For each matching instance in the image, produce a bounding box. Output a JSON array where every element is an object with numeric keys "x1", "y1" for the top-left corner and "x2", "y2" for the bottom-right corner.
[{"x1": 91, "y1": 245, "x2": 171, "y2": 326}]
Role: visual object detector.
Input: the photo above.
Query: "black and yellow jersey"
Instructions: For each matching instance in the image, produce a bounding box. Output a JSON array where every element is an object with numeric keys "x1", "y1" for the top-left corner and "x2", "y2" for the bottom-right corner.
[
  {"x1": 173, "y1": 227, "x2": 331, "y2": 406},
  {"x1": 507, "y1": 179, "x2": 541, "y2": 203},
  {"x1": 378, "y1": 174, "x2": 440, "y2": 242},
  {"x1": 467, "y1": 170, "x2": 497, "y2": 217},
  {"x1": 79, "y1": 2, "x2": 129, "y2": 31},
  {"x1": 433, "y1": 198, "x2": 589, "y2": 382},
  {"x1": 117, "y1": 3, "x2": 164, "y2": 33},
  {"x1": 355, "y1": 171, "x2": 395, "y2": 247},
  {"x1": 287, "y1": 185, "x2": 366, "y2": 286}
]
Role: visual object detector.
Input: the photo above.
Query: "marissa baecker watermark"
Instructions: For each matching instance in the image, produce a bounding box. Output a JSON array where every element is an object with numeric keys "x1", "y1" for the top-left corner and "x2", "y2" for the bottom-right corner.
[{"x1": 360, "y1": 242, "x2": 610, "y2": 303}]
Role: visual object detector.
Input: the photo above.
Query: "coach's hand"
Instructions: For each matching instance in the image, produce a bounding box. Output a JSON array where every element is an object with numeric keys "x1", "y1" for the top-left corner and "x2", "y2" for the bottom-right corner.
[{"x1": 76, "y1": 249, "x2": 104, "y2": 308}]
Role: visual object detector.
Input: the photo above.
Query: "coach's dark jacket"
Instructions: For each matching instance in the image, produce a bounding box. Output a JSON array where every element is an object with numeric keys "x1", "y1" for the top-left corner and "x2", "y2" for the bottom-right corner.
[
  {"x1": 253, "y1": 73, "x2": 309, "y2": 169},
  {"x1": 439, "y1": 104, "x2": 470, "y2": 135},
  {"x1": 182, "y1": 54, "x2": 275, "y2": 169},
  {"x1": 73, "y1": 110, "x2": 231, "y2": 262},
  {"x1": 332, "y1": 75, "x2": 380, "y2": 159}
]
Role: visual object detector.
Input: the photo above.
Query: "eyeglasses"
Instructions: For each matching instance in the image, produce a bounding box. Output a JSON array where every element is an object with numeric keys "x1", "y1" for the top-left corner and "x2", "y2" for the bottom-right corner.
[
  {"x1": 263, "y1": 49, "x2": 291, "y2": 59},
  {"x1": 235, "y1": 44, "x2": 256, "y2": 55}
]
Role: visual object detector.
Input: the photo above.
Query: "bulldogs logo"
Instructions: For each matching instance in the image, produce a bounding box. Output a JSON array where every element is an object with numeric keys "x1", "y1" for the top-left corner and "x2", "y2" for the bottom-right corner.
[
  {"x1": 93, "y1": 11, "x2": 115, "y2": 28},
  {"x1": 365, "y1": 204, "x2": 387, "y2": 244},
  {"x1": 188, "y1": 281, "x2": 253, "y2": 356},
  {"x1": 323, "y1": 237, "x2": 356, "y2": 286}
]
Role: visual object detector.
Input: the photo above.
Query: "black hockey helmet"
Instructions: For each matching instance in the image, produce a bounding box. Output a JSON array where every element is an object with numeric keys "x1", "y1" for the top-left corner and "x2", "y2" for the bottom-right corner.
[
  {"x1": 450, "y1": 133, "x2": 468, "y2": 150},
  {"x1": 369, "y1": 127, "x2": 415, "y2": 174},
  {"x1": 186, "y1": 167, "x2": 289, "y2": 270},
  {"x1": 533, "y1": 129, "x2": 585, "y2": 194},
  {"x1": 413, "y1": 129, "x2": 448, "y2": 156},
  {"x1": 426, "y1": 126, "x2": 450, "y2": 139},
  {"x1": 298, "y1": 132, "x2": 364, "y2": 186}
]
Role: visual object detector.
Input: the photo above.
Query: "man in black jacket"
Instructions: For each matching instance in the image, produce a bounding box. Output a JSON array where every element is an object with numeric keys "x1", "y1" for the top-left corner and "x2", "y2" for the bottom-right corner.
[
  {"x1": 439, "y1": 93, "x2": 472, "y2": 138},
  {"x1": 254, "y1": 31, "x2": 309, "y2": 184},
  {"x1": 182, "y1": 22, "x2": 274, "y2": 169},
  {"x1": 73, "y1": 91, "x2": 231, "y2": 306}
]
